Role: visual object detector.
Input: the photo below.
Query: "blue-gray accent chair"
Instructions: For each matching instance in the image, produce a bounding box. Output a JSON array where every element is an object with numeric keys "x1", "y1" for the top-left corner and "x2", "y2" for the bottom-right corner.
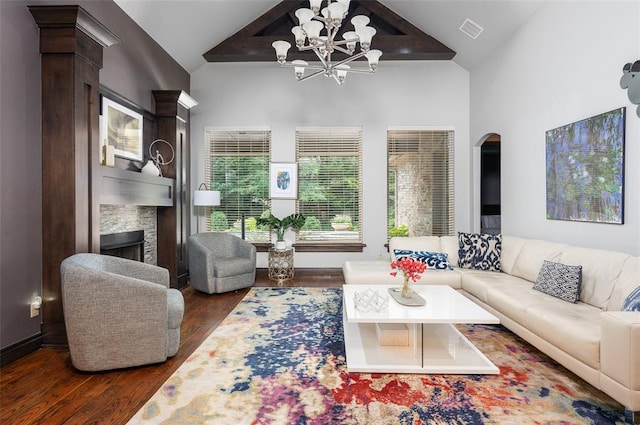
[
  {"x1": 60, "y1": 253, "x2": 184, "y2": 371},
  {"x1": 188, "y1": 232, "x2": 256, "y2": 294}
]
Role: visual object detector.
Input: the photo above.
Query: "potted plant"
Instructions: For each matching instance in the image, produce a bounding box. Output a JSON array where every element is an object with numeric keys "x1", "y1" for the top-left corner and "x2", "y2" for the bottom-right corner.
[
  {"x1": 257, "y1": 213, "x2": 306, "y2": 249},
  {"x1": 331, "y1": 214, "x2": 352, "y2": 231}
]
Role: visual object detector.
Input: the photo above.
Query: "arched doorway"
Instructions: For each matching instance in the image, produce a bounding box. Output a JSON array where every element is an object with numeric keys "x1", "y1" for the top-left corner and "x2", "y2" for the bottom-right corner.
[{"x1": 480, "y1": 134, "x2": 501, "y2": 234}]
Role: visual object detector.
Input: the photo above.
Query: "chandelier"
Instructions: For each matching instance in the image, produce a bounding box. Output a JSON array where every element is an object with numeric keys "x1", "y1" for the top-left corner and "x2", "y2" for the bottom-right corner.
[{"x1": 272, "y1": 0, "x2": 382, "y2": 85}]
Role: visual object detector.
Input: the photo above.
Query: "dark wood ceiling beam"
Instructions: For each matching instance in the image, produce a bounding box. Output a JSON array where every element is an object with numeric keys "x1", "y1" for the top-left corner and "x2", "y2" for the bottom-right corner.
[
  {"x1": 204, "y1": 34, "x2": 454, "y2": 62},
  {"x1": 203, "y1": 0, "x2": 455, "y2": 63}
]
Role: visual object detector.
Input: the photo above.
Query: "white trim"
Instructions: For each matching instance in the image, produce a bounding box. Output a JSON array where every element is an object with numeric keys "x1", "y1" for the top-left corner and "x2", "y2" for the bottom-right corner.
[
  {"x1": 387, "y1": 125, "x2": 455, "y2": 131},
  {"x1": 205, "y1": 126, "x2": 271, "y2": 132}
]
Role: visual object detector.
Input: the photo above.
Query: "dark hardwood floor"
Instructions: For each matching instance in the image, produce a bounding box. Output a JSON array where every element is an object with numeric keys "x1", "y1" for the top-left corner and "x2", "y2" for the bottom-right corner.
[{"x1": 0, "y1": 269, "x2": 344, "y2": 425}]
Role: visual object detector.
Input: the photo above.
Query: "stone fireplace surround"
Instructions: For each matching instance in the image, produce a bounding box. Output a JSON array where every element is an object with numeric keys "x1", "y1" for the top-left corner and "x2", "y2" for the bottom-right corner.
[{"x1": 100, "y1": 205, "x2": 157, "y2": 265}]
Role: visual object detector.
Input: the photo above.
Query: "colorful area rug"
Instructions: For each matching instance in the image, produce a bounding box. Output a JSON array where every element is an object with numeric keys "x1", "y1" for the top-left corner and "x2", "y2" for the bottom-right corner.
[{"x1": 128, "y1": 287, "x2": 625, "y2": 424}]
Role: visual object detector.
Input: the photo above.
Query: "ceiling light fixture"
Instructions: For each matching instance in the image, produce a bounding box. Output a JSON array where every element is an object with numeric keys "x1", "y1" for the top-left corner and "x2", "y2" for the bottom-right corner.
[{"x1": 272, "y1": 0, "x2": 382, "y2": 85}]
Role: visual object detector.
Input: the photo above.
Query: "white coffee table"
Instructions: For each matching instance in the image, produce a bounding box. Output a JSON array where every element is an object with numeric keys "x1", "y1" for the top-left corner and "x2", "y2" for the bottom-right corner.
[{"x1": 342, "y1": 284, "x2": 500, "y2": 374}]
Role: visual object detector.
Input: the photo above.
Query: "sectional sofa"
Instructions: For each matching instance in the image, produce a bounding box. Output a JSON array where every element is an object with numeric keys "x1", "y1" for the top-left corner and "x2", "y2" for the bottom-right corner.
[{"x1": 342, "y1": 235, "x2": 640, "y2": 422}]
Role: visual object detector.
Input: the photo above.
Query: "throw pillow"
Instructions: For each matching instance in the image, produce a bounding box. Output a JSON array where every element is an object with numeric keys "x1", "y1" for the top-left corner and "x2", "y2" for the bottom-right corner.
[
  {"x1": 457, "y1": 232, "x2": 502, "y2": 272},
  {"x1": 622, "y1": 286, "x2": 640, "y2": 311},
  {"x1": 533, "y1": 260, "x2": 582, "y2": 303},
  {"x1": 393, "y1": 249, "x2": 453, "y2": 270}
]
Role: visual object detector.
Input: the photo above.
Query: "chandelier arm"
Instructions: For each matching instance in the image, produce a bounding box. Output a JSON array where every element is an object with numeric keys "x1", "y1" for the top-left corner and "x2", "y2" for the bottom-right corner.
[
  {"x1": 281, "y1": 63, "x2": 326, "y2": 71},
  {"x1": 312, "y1": 48, "x2": 328, "y2": 67},
  {"x1": 338, "y1": 67, "x2": 375, "y2": 74},
  {"x1": 333, "y1": 39, "x2": 358, "y2": 47},
  {"x1": 296, "y1": 45, "x2": 316, "y2": 52},
  {"x1": 333, "y1": 45, "x2": 352, "y2": 55},
  {"x1": 298, "y1": 68, "x2": 326, "y2": 82},
  {"x1": 329, "y1": 51, "x2": 368, "y2": 69}
]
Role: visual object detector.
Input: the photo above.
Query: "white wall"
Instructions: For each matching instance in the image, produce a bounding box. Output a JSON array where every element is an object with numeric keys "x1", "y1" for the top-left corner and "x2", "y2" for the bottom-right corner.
[
  {"x1": 471, "y1": 1, "x2": 640, "y2": 255},
  {"x1": 191, "y1": 61, "x2": 470, "y2": 267}
]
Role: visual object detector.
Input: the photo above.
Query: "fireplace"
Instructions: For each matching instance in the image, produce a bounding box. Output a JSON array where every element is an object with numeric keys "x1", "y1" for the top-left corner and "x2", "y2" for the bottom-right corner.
[{"x1": 100, "y1": 230, "x2": 145, "y2": 262}]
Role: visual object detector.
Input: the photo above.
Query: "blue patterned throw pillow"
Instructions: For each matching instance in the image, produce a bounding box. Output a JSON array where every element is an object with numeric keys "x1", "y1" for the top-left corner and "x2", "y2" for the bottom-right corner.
[
  {"x1": 393, "y1": 249, "x2": 453, "y2": 270},
  {"x1": 457, "y1": 232, "x2": 502, "y2": 272},
  {"x1": 533, "y1": 260, "x2": 582, "y2": 303},
  {"x1": 622, "y1": 286, "x2": 640, "y2": 311}
]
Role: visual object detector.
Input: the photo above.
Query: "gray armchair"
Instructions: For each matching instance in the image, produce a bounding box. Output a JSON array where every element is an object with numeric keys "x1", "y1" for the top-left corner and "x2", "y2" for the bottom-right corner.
[
  {"x1": 60, "y1": 253, "x2": 184, "y2": 371},
  {"x1": 188, "y1": 232, "x2": 256, "y2": 294}
]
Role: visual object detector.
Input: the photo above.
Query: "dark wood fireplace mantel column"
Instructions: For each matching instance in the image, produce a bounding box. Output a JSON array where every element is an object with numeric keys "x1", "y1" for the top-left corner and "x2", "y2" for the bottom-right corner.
[
  {"x1": 29, "y1": 5, "x2": 121, "y2": 345},
  {"x1": 153, "y1": 91, "x2": 196, "y2": 289}
]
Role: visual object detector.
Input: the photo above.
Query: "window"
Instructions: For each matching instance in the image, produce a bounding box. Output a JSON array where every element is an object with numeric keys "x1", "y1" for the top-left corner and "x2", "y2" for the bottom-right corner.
[
  {"x1": 296, "y1": 127, "x2": 363, "y2": 246},
  {"x1": 387, "y1": 128, "x2": 454, "y2": 238},
  {"x1": 204, "y1": 127, "x2": 271, "y2": 241}
]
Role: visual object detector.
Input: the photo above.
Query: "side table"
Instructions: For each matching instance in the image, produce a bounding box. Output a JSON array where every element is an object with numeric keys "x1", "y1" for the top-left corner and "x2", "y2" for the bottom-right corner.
[{"x1": 268, "y1": 247, "x2": 294, "y2": 282}]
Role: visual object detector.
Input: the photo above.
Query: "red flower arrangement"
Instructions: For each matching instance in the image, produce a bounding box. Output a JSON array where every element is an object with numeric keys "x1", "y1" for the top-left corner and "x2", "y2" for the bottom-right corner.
[{"x1": 390, "y1": 257, "x2": 427, "y2": 282}]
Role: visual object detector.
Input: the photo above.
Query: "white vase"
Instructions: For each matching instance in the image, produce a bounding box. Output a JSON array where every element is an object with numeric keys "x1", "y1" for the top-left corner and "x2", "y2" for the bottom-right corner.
[
  {"x1": 141, "y1": 160, "x2": 160, "y2": 176},
  {"x1": 275, "y1": 240, "x2": 287, "y2": 250}
]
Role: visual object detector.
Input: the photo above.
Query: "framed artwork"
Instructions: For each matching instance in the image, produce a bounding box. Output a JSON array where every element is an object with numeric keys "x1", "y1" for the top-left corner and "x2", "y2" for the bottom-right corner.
[
  {"x1": 546, "y1": 107, "x2": 625, "y2": 224},
  {"x1": 270, "y1": 162, "x2": 298, "y2": 199},
  {"x1": 101, "y1": 96, "x2": 143, "y2": 161}
]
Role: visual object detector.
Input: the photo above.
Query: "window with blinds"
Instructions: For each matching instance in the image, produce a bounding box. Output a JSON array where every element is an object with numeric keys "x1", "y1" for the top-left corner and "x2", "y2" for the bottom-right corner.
[
  {"x1": 204, "y1": 127, "x2": 271, "y2": 241},
  {"x1": 295, "y1": 127, "x2": 363, "y2": 243},
  {"x1": 387, "y1": 128, "x2": 454, "y2": 238}
]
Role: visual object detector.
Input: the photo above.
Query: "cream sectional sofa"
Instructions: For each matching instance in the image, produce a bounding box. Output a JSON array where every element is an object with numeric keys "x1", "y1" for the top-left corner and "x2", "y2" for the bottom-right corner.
[{"x1": 342, "y1": 235, "x2": 640, "y2": 422}]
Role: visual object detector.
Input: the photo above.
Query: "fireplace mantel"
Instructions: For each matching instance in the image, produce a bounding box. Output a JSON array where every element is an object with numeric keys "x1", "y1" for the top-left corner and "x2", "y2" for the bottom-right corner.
[{"x1": 99, "y1": 166, "x2": 174, "y2": 207}]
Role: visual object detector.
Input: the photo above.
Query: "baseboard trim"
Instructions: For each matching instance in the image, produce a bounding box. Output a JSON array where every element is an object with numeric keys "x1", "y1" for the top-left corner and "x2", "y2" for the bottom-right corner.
[{"x1": 0, "y1": 333, "x2": 43, "y2": 367}]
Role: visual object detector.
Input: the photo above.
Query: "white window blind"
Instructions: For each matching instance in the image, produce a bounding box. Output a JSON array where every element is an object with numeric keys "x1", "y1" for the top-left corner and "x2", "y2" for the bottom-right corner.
[
  {"x1": 204, "y1": 127, "x2": 271, "y2": 241},
  {"x1": 295, "y1": 127, "x2": 363, "y2": 243},
  {"x1": 387, "y1": 128, "x2": 454, "y2": 237}
]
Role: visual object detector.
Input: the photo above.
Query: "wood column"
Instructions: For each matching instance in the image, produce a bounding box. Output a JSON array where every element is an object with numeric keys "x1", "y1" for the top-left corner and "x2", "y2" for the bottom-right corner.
[
  {"x1": 153, "y1": 91, "x2": 196, "y2": 289},
  {"x1": 29, "y1": 6, "x2": 120, "y2": 345}
]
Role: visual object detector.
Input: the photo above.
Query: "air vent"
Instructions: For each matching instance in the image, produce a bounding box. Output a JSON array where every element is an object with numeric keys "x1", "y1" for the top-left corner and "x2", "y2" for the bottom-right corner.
[{"x1": 459, "y1": 18, "x2": 484, "y2": 39}]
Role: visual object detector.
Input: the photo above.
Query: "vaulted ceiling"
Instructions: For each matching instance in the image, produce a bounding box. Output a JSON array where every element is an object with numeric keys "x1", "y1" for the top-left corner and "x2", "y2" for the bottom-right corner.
[
  {"x1": 114, "y1": 0, "x2": 547, "y2": 73},
  {"x1": 203, "y1": 1, "x2": 455, "y2": 63}
]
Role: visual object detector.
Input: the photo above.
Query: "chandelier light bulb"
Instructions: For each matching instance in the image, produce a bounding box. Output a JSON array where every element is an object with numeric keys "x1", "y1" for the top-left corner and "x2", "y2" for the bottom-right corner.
[
  {"x1": 303, "y1": 20, "x2": 323, "y2": 44},
  {"x1": 295, "y1": 8, "x2": 315, "y2": 26},
  {"x1": 291, "y1": 26, "x2": 306, "y2": 47},
  {"x1": 336, "y1": 64, "x2": 350, "y2": 84},
  {"x1": 336, "y1": 0, "x2": 351, "y2": 11},
  {"x1": 292, "y1": 60, "x2": 308, "y2": 80},
  {"x1": 365, "y1": 49, "x2": 383, "y2": 71},
  {"x1": 356, "y1": 26, "x2": 376, "y2": 51},
  {"x1": 350, "y1": 15, "x2": 370, "y2": 33},
  {"x1": 309, "y1": 0, "x2": 322, "y2": 14},
  {"x1": 327, "y1": 2, "x2": 347, "y2": 25},
  {"x1": 272, "y1": 40, "x2": 291, "y2": 63},
  {"x1": 342, "y1": 31, "x2": 358, "y2": 53}
]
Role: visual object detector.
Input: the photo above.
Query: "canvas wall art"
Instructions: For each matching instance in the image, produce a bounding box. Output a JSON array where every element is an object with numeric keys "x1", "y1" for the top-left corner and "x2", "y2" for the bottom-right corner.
[{"x1": 546, "y1": 107, "x2": 625, "y2": 224}]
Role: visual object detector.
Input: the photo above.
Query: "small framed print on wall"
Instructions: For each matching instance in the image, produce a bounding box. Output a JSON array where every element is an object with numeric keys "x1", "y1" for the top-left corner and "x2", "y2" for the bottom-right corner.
[
  {"x1": 101, "y1": 96, "x2": 143, "y2": 161},
  {"x1": 270, "y1": 163, "x2": 298, "y2": 199}
]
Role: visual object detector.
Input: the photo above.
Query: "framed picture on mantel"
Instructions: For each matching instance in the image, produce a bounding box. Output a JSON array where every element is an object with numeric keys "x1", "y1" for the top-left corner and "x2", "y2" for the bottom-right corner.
[{"x1": 101, "y1": 96, "x2": 143, "y2": 161}]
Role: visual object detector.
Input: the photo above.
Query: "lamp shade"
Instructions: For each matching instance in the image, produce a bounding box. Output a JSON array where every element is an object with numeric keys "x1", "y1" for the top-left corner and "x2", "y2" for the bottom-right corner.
[{"x1": 193, "y1": 190, "x2": 220, "y2": 206}]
